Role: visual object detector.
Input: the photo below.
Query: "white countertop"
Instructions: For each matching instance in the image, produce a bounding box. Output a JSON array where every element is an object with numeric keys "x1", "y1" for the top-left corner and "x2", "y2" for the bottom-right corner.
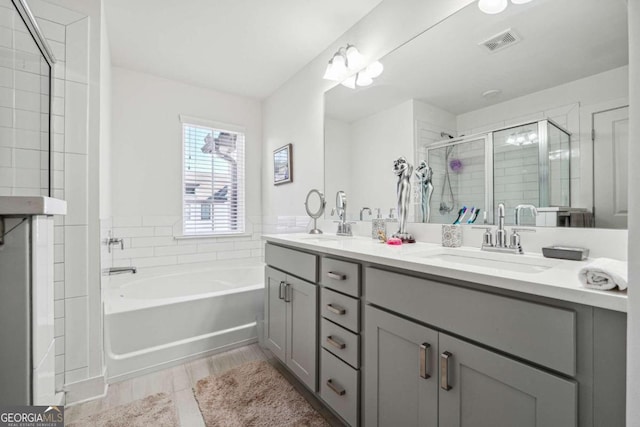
[
  {"x1": 0, "y1": 196, "x2": 67, "y2": 215},
  {"x1": 262, "y1": 233, "x2": 628, "y2": 313}
]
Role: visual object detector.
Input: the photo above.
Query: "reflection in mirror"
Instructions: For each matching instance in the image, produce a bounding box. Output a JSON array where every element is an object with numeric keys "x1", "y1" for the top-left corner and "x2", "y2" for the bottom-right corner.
[{"x1": 324, "y1": 0, "x2": 628, "y2": 229}]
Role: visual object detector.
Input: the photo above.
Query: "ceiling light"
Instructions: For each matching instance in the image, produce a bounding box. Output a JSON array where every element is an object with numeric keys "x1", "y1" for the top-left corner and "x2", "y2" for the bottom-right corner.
[
  {"x1": 478, "y1": 0, "x2": 508, "y2": 14},
  {"x1": 364, "y1": 61, "x2": 384, "y2": 79},
  {"x1": 323, "y1": 44, "x2": 384, "y2": 88},
  {"x1": 341, "y1": 75, "x2": 357, "y2": 89},
  {"x1": 511, "y1": 0, "x2": 533, "y2": 4},
  {"x1": 345, "y1": 45, "x2": 365, "y2": 70},
  {"x1": 356, "y1": 73, "x2": 373, "y2": 87}
]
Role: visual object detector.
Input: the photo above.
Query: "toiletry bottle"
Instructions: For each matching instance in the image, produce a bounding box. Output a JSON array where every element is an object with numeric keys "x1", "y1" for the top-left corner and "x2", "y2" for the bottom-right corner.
[
  {"x1": 372, "y1": 208, "x2": 386, "y2": 239},
  {"x1": 386, "y1": 208, "x2": 398, "y2": 233}
]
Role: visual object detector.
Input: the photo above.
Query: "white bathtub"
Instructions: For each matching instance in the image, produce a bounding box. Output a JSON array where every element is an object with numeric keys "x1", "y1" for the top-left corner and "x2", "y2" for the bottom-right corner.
[{"x1": 105, "y1": 261, "x2": 264, "y2": 381}]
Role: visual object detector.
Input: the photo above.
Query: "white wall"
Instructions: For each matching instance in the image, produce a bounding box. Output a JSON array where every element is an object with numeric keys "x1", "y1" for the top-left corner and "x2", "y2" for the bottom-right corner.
[
  {"x1": 262, "y1": 0, "x2": 475, "y2": 221},
  {"x1": 110, "y1": 67, "x2": 264, "y2": 268},
  {"x1": 627, "y1": 0, "x2": 640, "y2": 423}
]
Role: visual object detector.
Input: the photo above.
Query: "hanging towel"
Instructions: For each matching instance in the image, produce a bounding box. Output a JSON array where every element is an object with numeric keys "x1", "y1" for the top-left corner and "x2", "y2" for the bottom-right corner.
[{"x1": 578, "y1": 258, "x2": 628, "y2": 291}]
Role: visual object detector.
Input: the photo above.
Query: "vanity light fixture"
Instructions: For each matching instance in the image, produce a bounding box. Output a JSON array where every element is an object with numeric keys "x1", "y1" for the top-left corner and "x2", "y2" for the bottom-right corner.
[
  {"x1": 478, "y1": 0, "x2": 534, "y2": 14},
  {"x1": 506, "y1": 130, "x2": 538, "y2": 146},
  {"x1": 323, "y1": 44, "x2": 384, "y2": 88}
]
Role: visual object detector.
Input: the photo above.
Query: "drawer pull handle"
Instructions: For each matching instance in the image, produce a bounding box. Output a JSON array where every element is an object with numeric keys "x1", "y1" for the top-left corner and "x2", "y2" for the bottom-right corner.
[
  {"x1": 326, "y1": 379, "x2": 346, "y2": 396},
  {"x1": 419, "y1": 343, "x2": 431, "y2": 379},
  {"x1": 440, "y1": 351, "x2": 452, "y2": 391},
  {"x1": 284, "y1": 283, "x2": 291, "y2": 303},
  {"x1": 327, "y1": 271, "x2": 346, "y2": 281},
  {"x1": 278, "y1": 281, "x2": 285, "y2": 300},
  {"x1": 327, "y1": 303, "x2": 346, "y2": 315},
  {"x1": 326, "y1": 335, "x2": 346, "y2": 349}
]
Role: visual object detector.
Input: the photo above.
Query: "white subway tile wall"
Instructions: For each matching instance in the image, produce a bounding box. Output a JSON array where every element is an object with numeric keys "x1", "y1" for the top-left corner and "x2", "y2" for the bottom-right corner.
[
  {"x1": 107, "y1": 215, "x2": 266, "y2": 269},
  {"x1": 0, "y1": 0, "x2": 92, "y2": 392}
]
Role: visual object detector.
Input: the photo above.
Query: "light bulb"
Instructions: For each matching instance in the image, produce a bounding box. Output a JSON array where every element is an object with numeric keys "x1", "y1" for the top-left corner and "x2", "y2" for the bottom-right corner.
[
  {"x1": 507, "y1": 136, "x2": 516, "y2": 145},
  {"x1": 511, "y1": 0, "x2": 533, "y2": 4},
  {"x1": 341, "y1": 75, "x2": 357, "y2": 89},
  {"x1": 516, "y1": 135, "x2": 525, "y2": 144},
  {"x1": 478, "y1": 0, "x2": 508, "y2": 14},
  {"x1": 331, "y1": 53, "x2": 347, "y2": 79},
  {"x1": 356, "y1": 72, "x2": 373, "y2": 87},
  {"x1": 323, "y1": 60, "x2": 338, "y2": 81},
  {"x1": 364, "y1": 61, "x2": 384, "y2": 79},
  {"x1": 345, "y1": 45, "x2": 364, "y2": 70},
  {"x1": 528, "y1": 132, "x2": 537, "y2": 140}
]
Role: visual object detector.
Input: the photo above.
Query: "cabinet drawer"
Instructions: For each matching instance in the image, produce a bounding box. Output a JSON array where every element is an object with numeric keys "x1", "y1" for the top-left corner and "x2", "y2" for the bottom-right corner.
[
  {"x1": 265, "y1": 243, "x2": 317, "y2": 283},
  {"x1": 321, "y1": 318, "x2": 359, "y2": 368},
  {"x1": 320, "y1": 258, "x2": 360, "y2": 297},
  {"x1": 366, "y1": 267, "x2": 577, "y2": 376},
  {"x1": 320, "y1": 349, "x2": 359, "y2": 427},
  {"x1": 321, "y1": 287, "x2": 360, "y2": 333}
]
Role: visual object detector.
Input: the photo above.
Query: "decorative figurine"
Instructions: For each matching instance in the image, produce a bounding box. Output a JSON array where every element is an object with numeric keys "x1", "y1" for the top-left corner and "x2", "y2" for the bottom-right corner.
[
  {"x1": 415, "y1": 160, "x2": 434, "y2": 223},
  {"x1": 392, "y1": 157, "x2": 415, "y2": 243}
]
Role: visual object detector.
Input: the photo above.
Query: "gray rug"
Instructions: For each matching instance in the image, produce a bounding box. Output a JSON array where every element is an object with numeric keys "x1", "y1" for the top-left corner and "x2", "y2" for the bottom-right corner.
[
  {"x1": 67, "y1": 392, "x2": 178, "y2": 427},
  {"x1": 194, "y1": 360, "x2": 329, "y2": 427}
]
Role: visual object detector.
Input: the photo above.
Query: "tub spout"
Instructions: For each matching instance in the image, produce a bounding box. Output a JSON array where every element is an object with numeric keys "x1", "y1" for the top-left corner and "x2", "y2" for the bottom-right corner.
[{"x1": 107, "y1": 266, "x2": 137, "y2": 275}]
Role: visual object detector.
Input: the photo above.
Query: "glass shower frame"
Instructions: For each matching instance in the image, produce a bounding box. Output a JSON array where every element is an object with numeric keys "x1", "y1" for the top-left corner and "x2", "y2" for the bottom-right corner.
[
  {"x1": 424, "y1": 119, "x2": 571, "y2": 225},
  {"x1": 9, "y1": 0, "x2": 57, "y2": 196}
]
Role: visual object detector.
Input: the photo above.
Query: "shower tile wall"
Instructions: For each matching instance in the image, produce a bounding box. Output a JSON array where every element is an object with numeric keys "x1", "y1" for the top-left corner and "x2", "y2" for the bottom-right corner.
[{"x1": 0, "y1": 0, "x2": 92, "y2": 393}]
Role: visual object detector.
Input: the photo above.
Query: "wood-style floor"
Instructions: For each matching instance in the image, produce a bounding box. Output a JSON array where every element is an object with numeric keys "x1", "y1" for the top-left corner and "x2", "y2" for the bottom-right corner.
[{"x1": 65, "y1": 343, "x2": 344, "y2": 426}]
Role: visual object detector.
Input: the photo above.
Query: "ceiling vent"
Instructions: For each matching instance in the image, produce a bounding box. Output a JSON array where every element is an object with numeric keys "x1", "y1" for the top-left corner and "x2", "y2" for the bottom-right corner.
[{"x1": 480, "y1": 29, "x2": 521, "y2": 53}]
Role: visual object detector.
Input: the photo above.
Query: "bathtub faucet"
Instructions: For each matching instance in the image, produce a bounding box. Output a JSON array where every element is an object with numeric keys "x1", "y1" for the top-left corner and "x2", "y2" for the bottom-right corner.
[{"x1": 107, "y1": 266, "x2": 137, "y2": 275}]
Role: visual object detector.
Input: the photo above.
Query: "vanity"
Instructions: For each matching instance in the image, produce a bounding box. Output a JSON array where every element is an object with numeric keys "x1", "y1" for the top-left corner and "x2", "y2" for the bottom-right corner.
[{"x1": 262, "y1": 234, "x2": 627, "y2": 427}]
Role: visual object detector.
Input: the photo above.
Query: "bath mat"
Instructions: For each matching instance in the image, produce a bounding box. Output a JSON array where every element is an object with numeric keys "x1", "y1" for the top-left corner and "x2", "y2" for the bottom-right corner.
[
  {"x1": 194, "y1": 360, "x2": 329, "y2": 427},
  {"x1": 67, "y1": 392, "x2": 178, "y2": 427}
]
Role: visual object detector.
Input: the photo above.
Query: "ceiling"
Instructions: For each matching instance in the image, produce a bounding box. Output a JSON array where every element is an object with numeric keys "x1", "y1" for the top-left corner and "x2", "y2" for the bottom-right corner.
[
  {"x1": 103, "y1": 0, "x2": 383, "y2": 99},
  {"x1": 325, "y1": 0, "x2": 629, "y2": 123}
]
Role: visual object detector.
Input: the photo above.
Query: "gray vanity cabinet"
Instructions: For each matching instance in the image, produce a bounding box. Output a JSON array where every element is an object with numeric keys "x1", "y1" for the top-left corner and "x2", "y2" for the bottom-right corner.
[
  {"x1": 264, "y1": 244, "x2": 319, "y2": 391},
  {"x1": 438, "y1": 333, "x2": 577, "y2": 427},
  {"x1": 365, "y1": 305, "x2": 577, "y2": 427},
  {"x1": 364, "y1": 305, "x2": 438, "y2": 427}
]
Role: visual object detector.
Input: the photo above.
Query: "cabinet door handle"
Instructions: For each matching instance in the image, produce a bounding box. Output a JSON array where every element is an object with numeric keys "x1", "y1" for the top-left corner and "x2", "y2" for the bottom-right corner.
[
  {"x1": 278, "y1": 281, "x2": 285, "y2": 300},
  {"x1": 327, "y1": 271, "x2": 346, "y2": 281},
  {"x1": 419, "y1": 343, "x2": 431, "y2": 379},
  {"x1": 440, "y1": 351, "x2": 452, "y2": 391},
  {"x1": 284, "y1": 283, "x2": 291, "y2": 303},
  {"x1": 326, "y1": 379, "x2": 346, "y2": 396},
  {"x1": 326, "y1": 303, "x2": 346, "y2": 315},
  {"x1": 326, "y1": 335, "x2": 346, "y2": 349}
]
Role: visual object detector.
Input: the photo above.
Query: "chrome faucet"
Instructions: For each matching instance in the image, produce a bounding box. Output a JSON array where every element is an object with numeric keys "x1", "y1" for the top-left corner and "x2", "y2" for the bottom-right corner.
[
  {"x1": 107, "y1": 266, "x2": 137, "y2": 275},
  {"x1": 359, "y1": 207, "x2": 372, "y2": 221},
  {"x1": 330, "y1": 191, "x2": 354, "y2": 236},
  {"x1": 474, "y1": 203, "x2": 535, "y2": 254},
  {"x1": 107, "y1": 237, "x2": 124, "y2": 253},
  {"x1": 515, "y1": 204, "x2": 538, "y2": 225}
]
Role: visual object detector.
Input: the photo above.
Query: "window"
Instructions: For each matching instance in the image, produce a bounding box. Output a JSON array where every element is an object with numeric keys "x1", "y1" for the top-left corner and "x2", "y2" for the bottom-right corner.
[{"x1": 181, "y1": 117, "x2": 245, "y2": 236}]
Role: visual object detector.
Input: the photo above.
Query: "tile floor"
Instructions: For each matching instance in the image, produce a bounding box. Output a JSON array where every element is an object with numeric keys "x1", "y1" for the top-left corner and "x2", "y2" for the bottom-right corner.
[{"x1": 65, "y1": 344, "x2": 344, "y2": 426}]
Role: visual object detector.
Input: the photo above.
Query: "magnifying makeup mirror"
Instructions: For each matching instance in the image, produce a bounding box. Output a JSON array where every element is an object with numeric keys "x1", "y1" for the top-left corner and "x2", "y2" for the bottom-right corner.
[{"x1": 305, "y1": 189, "x2": 326, "y2": 234}]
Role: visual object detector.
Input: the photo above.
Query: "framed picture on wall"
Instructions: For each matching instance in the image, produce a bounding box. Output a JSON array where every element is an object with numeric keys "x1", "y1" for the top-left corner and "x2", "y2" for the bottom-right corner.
[{"x1": 273, "y1": 144, "x2": 293, "y2": 185}]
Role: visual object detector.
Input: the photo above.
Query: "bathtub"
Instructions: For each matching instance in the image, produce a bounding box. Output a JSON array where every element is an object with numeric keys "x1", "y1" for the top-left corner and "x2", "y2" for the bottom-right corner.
[{"x1": 105, "y1": 261, "x2": 264, "y2": 381}]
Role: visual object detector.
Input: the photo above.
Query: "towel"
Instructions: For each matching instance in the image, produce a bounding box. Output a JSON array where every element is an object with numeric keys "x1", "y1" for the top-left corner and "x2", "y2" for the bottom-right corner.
[{"x1": 578, "y1": 258, "x2": 628, "y2": 291}]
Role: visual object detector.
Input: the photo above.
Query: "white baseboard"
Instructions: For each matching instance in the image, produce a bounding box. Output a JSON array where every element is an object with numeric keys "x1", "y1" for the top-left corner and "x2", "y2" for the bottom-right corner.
[{"x1": 64, "y1": 373, "x2": 108, "y2": 406}]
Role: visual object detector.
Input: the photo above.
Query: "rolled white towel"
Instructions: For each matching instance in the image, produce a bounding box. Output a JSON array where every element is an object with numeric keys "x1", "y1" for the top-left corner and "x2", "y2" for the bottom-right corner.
[{"x1": 578, "y1": 258, "x2": 628, "y2": 291}]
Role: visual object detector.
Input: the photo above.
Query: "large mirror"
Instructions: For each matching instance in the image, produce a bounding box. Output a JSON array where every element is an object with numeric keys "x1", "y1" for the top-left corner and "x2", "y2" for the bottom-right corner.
[{"x1": 324, "y1": 0, "x2": 629, "y2": 229}]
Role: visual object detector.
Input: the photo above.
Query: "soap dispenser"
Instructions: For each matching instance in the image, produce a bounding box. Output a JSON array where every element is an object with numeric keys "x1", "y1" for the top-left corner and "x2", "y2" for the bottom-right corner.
[{"x1": 372, "y1": 208, "x2": 386, "y2": 239}]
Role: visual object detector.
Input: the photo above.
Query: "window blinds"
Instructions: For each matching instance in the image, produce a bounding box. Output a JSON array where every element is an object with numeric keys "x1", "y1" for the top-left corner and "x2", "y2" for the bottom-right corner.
[{"x1": 182, "y1": 122, "x2": 245, "y2": 236}]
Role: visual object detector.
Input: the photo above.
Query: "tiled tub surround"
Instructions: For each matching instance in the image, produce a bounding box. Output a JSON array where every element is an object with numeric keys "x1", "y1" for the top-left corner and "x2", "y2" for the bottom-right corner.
[
  {"x1": 107, "y1": 215, "x2": 265, "y2": 269},
  {"x1": 0, "y1": 0, "x2": 94, "y2": 397}
]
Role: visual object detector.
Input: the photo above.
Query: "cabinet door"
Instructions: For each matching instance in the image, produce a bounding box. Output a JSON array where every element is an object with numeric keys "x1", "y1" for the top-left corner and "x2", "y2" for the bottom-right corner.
[
  {"x1": 264, "y1": 266, "x2": 287, "y2": 363},
  {"x1": 364, "y1": 305, "x2": 438, "y2": 427},
  {"x1": 286, "y1": 275, "x2": 318, "y2": 391},
  {"x1": 438, "y1": 333, "x2": 577, "y2": 427}
]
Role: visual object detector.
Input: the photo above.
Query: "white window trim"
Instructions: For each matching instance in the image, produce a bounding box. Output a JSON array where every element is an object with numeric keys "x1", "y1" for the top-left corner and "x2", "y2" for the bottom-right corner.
[{"x1": 178, "y1": 114, "x2": 247, "y2": 238}]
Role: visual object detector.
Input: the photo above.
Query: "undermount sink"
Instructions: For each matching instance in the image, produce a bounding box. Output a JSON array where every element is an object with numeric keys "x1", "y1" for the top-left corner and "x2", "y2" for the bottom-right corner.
[
  {"x1": 298, "y1": 235, "x2": 343, "y2": 244},
  {"x1": 409, "y1": 248, "x2": 558, "y2": 274}
]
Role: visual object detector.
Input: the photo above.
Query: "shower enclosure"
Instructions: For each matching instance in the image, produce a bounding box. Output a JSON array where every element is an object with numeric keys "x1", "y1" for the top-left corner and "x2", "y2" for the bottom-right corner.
[
  {"x1": 1, "y1": 0, "x2": 56, "y2": 196},
  {"x1": 422, "y1": 120, "x2": 571, "y2": 226}
]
